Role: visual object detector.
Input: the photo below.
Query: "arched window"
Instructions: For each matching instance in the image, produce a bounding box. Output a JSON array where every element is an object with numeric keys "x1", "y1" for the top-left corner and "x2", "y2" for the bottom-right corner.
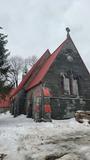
[
  {"x1": 72, "y1": 79, "x2": 79, "y2": 96},
  {"x1": 60, "y1": 72, "x2": 79, "y2": 96},
  {"x1": 69, "y1": 74, "x2": 79, "y2": 96},
  {"x1": 60, "y1": 74, "x2": 70, "y2": 95},
  {"x1": 60, "y1": 75, "x2": 64, "y2": 95},
  {"x1": 64, "y1": 77, "x2": 70, "y2": 95},
  {"x1": 69, "y1": 74, "x2": 73, "y2": 95}
]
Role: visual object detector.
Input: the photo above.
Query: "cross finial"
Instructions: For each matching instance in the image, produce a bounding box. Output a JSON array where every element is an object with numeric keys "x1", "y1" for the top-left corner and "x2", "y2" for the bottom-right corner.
[{"x1": 66, "y1": 27, "x2": 70, "y2": 38}]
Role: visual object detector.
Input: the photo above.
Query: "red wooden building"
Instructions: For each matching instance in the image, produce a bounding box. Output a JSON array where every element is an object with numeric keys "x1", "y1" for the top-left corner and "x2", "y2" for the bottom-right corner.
[{"x1": 0, "y1": 89, "x2": 15, "y2": 113}]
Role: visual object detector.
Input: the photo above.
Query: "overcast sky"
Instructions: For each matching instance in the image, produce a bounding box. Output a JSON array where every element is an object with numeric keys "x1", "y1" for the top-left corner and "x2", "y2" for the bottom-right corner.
[{"x1": 0, "y1": 0, "x2": 90, "y2": 71}]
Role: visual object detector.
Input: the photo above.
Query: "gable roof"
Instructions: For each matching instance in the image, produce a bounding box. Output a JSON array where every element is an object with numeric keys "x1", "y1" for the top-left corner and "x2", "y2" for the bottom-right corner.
[
  {"x1": 10, "y1": 49, "x2": 51, "y2": 98},
  {"x1": 26, "y1": 38, "x2": 68, "y2": 91}
]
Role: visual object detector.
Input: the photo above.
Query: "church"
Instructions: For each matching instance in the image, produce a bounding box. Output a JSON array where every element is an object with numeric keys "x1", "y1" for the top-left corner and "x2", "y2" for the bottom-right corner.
[{"x1": 10, "y1": 28, "x2": 90, "y2": 122}]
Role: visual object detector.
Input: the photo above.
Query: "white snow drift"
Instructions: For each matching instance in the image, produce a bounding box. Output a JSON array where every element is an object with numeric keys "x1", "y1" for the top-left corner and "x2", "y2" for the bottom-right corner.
[{"x1": 0, "y1": 112, "x2": 90, "y2": 160}]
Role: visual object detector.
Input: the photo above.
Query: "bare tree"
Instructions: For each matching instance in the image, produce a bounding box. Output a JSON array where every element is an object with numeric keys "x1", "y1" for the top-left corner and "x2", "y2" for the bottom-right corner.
[
  {"x1": 9, "y1": 55, "x2": 38, "y2": 87},
  {"x1": 25, "y1": 55, "x2": 38, "y2": 67},
  {"x1": 9, "y1": 56, "x2": 24, "y2": 87}
]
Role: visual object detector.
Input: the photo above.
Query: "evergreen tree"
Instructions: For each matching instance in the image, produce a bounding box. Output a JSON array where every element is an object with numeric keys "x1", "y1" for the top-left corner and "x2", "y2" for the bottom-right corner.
[{"x1": 0, "y1": 27, "x2": 12, "y2": 98}]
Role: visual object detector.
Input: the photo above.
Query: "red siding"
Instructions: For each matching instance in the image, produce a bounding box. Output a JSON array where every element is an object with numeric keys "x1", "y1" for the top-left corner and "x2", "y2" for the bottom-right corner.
[
  {"x1": 0, "y1": 98, "x2": 10, "y2": 108},
  {"x1": 0, "y1": 89, "x2": 15, "y2": 108}
]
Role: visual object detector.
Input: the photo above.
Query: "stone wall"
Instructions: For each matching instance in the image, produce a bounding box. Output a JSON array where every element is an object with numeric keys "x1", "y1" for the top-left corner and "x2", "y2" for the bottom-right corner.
[{"x1": 43, "y1": 37, "x2": 90, "y2": 119}]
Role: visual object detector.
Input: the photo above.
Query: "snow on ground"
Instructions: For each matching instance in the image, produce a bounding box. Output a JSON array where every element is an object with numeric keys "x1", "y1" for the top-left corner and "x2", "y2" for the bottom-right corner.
[{"x1": 0, "y1": 112, "x2": 90, "y2": 160}]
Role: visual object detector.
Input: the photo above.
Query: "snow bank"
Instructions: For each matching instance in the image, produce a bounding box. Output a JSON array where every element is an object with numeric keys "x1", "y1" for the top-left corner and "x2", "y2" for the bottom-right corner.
[{"x1": 0, "y1": 112, "x2": 90, "y2": 160}]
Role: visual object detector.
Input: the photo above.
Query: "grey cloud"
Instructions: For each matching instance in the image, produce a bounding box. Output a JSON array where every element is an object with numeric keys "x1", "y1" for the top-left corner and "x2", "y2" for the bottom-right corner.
[{"x1": 0, "y1": 0, "x2": 90, "y2": 71}]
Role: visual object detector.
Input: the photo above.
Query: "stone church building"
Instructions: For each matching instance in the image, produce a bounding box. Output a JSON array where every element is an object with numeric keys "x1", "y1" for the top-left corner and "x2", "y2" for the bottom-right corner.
[{"x1": 10, "y1": 28, "x2": 90, "y2": 122}]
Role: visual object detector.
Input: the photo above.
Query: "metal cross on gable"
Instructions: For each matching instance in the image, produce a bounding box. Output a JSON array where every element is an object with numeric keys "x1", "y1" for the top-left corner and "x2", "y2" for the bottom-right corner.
[{"x1": 66, "y1": 27, "x2": 70, "y2": 38}]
